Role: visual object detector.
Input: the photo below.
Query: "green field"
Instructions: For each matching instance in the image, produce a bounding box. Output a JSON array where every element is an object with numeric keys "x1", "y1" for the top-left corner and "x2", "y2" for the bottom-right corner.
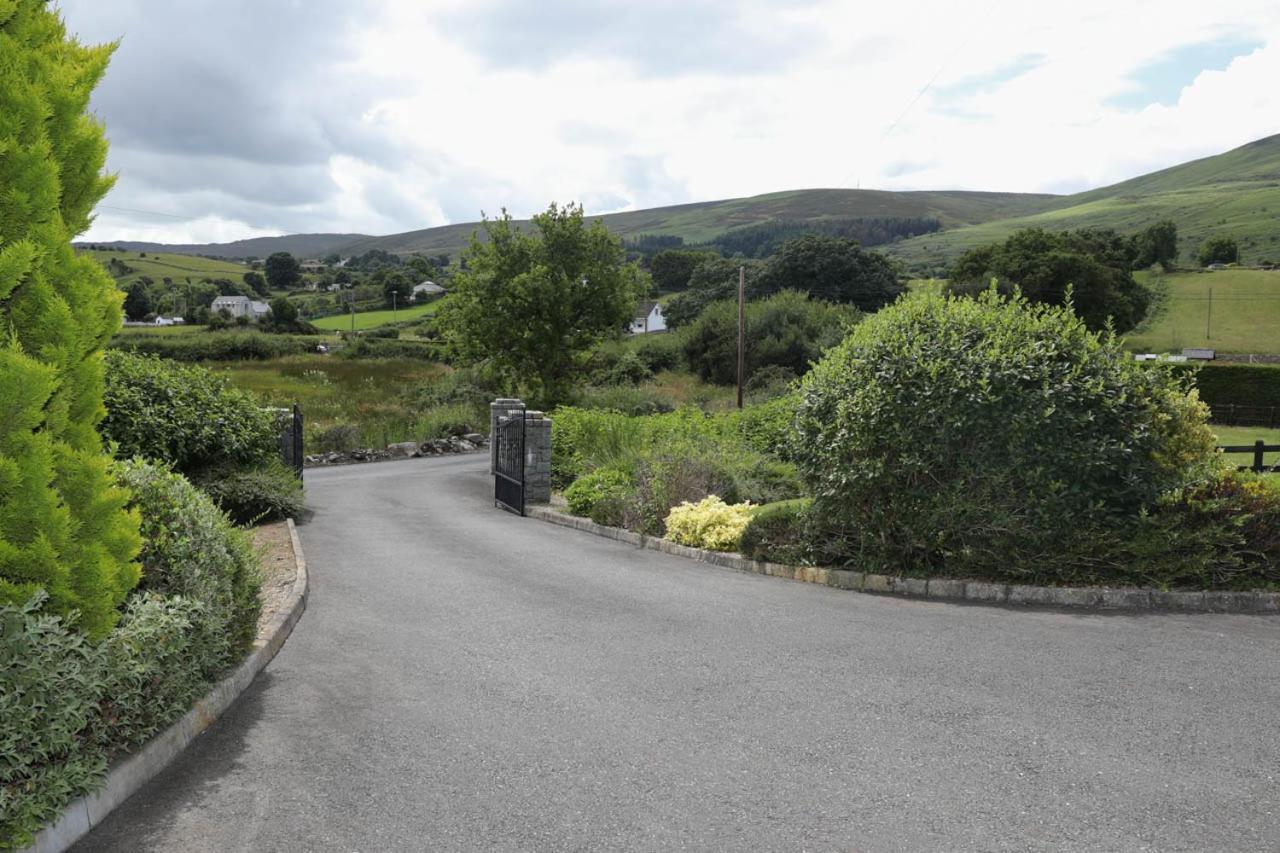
[
  {"x1": 116, "y1": 323, "x2": 203, "y2": 335},
  {"x1": 310, "y1": 300, "x2": 442, "y2": 330},
  {"x1": 1123, "y1": 269, "x2": 1280, "y2": 354},
  {"x1": 1210, "y1": 424, "x2": 1280, "y2": 466},
  {"x1": 84, "y1": 249, "x2": 252, "y2": 287}
]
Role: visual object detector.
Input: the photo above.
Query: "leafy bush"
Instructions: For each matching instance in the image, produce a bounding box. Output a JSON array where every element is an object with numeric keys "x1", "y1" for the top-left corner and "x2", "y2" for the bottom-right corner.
[
  {"x1": 193, "y1": 461, "x2": 306, "y2": 527},
  {"x1": 102, "y1": 352, "x2": 277, "y2": 475},
  {"x1": 794, "y1": 289, "x2": 1220, "y2": 582},
  {"x1": 340, "y1": 337, "x2": 441, "y2": 361},
  {"x1": 624, "y1": 451, "x2": 741, "y2": 536},
  {"x1": 631, "y1": 331, "x2": 687, "y2": 373},
  {"x1": 664, "y1": 496, "x2": 755, "y2": 551},
  {"x1": 739, "y1": 499, "x2": 813, "y2": 564},
  {"x1": 564, "y1": 468, "x2": 634, "y2": 526},
  {"x1": 683, "y1": 291, "x2": 855, "y2": 385},
  {"x1": 728, "y1": 393, "x2": 799, "y2": 459},
  {"x1": 574, "y1": 384, "x2": 679, "y2": 416},
  {"x1": 1167, "y1": 362, "x2": 1280, "y2": 414},
  {"x1": 109, "y1": 331, "x2": 316, "y2": 361},
  {"x1": 315, "y1": 423, "x2": 361, "y2": 452},
  {"x1": 120, "y1": 460, "x2": 262, "y2": 660},
  {"x1": 0, "y1": 595, "x2": 107, "y2": 848}
]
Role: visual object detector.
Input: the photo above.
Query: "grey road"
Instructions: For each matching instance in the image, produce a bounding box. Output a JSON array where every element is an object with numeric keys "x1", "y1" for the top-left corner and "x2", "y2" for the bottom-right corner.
[{"x1": 76, "y1": 455, "x2": 1280, "y2": 852}]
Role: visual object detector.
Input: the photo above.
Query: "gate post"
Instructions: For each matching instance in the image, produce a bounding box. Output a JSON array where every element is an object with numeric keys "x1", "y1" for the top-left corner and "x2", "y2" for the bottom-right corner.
[
  {"x1": 490, "y1": 397, "x2": 523, "y2": 474},
  {"x1": 523, "y1": 410, "x2": 552, "y2": 505}
]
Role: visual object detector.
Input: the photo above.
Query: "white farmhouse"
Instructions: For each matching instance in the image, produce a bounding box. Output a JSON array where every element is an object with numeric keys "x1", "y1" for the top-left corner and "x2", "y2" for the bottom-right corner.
[
  {"x1": 629, "y1": 300, "x2": 667, "y2": 335},
  {"x1": 211, "y1": 294, "x2": 271, "y2": 321},
  {"x1": 412, "y1": 281, "x2": 446, "y2": 301}
]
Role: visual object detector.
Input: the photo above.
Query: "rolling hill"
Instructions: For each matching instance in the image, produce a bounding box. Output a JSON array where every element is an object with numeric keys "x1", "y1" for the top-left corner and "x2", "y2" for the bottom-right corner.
[
  {"x1": 83, "y1": 189, "x2": 1060, "y2": 261},
  {"x1": 83, "y1": 249, "x2": 252, "y2": 287},
  {"x1": 887, "y1": 134, "x2": 1280, "y2": 272}
]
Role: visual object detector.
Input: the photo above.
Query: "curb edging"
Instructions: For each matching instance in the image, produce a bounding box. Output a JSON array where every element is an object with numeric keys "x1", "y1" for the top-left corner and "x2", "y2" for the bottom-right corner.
[
  {"x1": 28, "y1": 519, "x2": 310, "y2": 853},
  {"x1": 525, "y1": 505, "x2": 1280, "y2": 614}
]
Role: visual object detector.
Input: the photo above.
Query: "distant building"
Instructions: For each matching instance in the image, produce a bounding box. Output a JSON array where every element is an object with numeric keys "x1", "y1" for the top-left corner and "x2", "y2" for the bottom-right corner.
[
  {"x1": 1207, "y1": 262, "x2": 1228, "y2": 271},
  {"x1": 629, "y1": 301, "x2": 667, "y2": 335},
  {"x1": 413, "y1": 281, "x2": 447, "y2": 301},
  {"x1": 153, "y1": 316, "x2": 185, "y2": 326},
  {"x1": 211, "y1": 294, "x2": 252, "y2": 318},
  {"x1": 1182, "y1": 348, "x2": 1215, "y2": 360}
]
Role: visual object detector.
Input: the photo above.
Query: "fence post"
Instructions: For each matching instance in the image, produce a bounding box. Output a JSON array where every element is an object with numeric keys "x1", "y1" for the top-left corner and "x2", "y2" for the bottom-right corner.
[{"x1": 1255, "y1": 440, "x2": 1266, "y2": 473}]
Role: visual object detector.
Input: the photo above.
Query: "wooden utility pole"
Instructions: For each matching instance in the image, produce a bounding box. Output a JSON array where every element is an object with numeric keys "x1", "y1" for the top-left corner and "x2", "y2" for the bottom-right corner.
[
  {"x1": 736, "y1": 265, "x2": 745, "y2": 409},
  {"x1": 1206, "y1": 286, "x2": 1213, "y2": 340}
]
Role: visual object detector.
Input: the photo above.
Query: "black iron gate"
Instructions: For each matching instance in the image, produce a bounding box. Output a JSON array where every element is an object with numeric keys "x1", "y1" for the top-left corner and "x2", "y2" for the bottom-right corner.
[
  {"x1": 279, "y1": 404, "x2": 304, "y2": 481},
  {"x1": 494, "y1": 404, "x2": 525, "y2": 515}
]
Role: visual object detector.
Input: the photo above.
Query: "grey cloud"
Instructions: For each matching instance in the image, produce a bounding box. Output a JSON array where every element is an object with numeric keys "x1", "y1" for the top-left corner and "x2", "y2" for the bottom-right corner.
[{"x1": 437, "y1": 0, "x2": 823, "y2": 77}]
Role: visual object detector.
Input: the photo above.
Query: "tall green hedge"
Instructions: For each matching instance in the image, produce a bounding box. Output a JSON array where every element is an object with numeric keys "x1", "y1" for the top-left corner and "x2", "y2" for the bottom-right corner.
[
  {"x1": 1169, "y1": 362, "x2": 1280, "y2": 412},
  {"x1": 0, "y1": 2, "x2": 141, "y2": 638}
]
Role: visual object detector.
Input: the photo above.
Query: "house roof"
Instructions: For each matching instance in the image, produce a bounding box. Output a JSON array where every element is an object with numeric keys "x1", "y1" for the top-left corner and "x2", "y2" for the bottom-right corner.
[
  {"x1": 413, "y1": 281, "x2": 446, "y2": 294},
  {"x1": 633, "y1": 300, "x2": 659, "y2": 321},
  {"x1": 212, "y1": 294, "x2": 250, "y2": 304}
]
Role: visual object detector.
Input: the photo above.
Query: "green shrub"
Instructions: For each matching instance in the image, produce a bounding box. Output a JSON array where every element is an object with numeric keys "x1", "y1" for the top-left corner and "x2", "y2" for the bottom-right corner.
[
  {"x1": 193, "y1": 461, "x2": 306, "y2": 527},
  {"x1": 631, "y1": 331, "x2": 687, "y2": 373},
  {"x1": 102, "y1": 351, "x2": 277, "y2": 475},
  {"x1": 315, "y1": 423, "x2": 361, "y2": 452},
  {"x1": 739, "y1": 499, "x2": 814, "y2": 564},
  {"x1": 683, "y1": 291, "x2": 855, "y2": 385},
  {"x1": 624, "y1": 451, "x2": 741, "y2": 536},
  {"x1": 120, "y1": 460, "x2": 263, "y2": 661},
  {"x1": 0, "y1": 595, "x2": 108, "y2": 848},
  {"x1": 794, "y1": 289, "x2": 1220, "y2": 582},
  {"x1": 564, "y1": 468, "x2": 634, "y2": 526},
  {"x1": 575, "y1": 384, "x2": 679, "y2": 415},
  {"x1": 664, "y1": 496, "x2": 755, "y2": 551},
  {"x1": 729, "y1": 393, "x2": 799, "y2": 459},
  {"x1": 413, "y1": 402, "x2": 484, "y2": 440},
  {"x1": 109, "y1": 331, "x2": 316, "y2": 361},
  {"x1": 340, "y1": 336, "x2": 442, "y2": 361}
]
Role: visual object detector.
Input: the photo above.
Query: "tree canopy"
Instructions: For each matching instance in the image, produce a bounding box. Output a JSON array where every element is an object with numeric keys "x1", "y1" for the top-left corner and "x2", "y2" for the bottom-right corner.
[
  {"x1": 948, "y1": 227, "x2": 1151, "y2": 332},
  {"x1": 1198, "y1": 235, "x2": 1239, "y2": 266},
  {"x1": 264, "y1": 251, "x2": 302, "y2": 291},
  {"x1": 439, "y1": 203, "x2": 646, "y2": 405}
]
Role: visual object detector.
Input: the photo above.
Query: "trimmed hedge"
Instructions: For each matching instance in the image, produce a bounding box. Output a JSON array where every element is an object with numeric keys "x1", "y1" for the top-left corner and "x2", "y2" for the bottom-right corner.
[{"x1": 1169, "y1": 362, "x2": 1280, "y2": 412}]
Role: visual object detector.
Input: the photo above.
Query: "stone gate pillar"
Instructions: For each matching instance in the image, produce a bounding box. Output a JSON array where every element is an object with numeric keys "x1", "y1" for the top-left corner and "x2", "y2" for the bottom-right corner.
[{"x1": 523, "y1": 410, "x2": 552, "y2": 505}]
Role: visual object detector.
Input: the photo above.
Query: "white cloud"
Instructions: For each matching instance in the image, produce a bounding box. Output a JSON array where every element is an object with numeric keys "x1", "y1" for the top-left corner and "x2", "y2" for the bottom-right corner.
[{"x1": 67, "y1": 0, "x2": 1280, "y2": 243}]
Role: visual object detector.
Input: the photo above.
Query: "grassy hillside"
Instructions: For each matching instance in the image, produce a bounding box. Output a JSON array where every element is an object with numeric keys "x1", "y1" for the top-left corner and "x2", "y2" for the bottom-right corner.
[
  {"x1": 83, "y1": 233, "x2": 369, "y2": 261},
  {"x1": 84, "y1": 249, "x2": 251, "y2": 287},
  {"x1": 1124, "y1": 268, "x2": 1280, "y2": 354},
  {"x1": 87, "y1": 189, "x2": 1060, "y2": 261},
  {"x1": 310, "y1": 300, "x2": 443, "y2": 331},
  {"x1": 890, "y1": 134, "x2": 1280, "y2": 271}
]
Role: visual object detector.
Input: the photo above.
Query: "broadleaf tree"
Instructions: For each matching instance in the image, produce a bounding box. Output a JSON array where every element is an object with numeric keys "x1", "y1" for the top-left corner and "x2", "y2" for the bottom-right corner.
[
  {"x1": 441, "y1": 203, "x2": 646, "y2": 406},
  {"x1": 0, "y1": 0, "x2": 141, "y2": 638}
]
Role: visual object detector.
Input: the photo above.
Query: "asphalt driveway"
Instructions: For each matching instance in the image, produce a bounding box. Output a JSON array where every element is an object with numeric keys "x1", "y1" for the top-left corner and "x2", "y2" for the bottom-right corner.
[{"x1": 75, "y1": 454, "x2": 1280, "y2": 851}]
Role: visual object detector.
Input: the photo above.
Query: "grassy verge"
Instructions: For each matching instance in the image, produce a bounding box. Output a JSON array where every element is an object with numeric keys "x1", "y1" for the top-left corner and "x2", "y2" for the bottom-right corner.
[{"x1": 1125, "y1": 269, "x2": 1280, "y2": 354}]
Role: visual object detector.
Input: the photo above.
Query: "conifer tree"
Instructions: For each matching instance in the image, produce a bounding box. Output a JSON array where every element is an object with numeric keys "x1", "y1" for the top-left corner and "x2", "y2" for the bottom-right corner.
[{"x1": 0, "y1": 1, "x2": 141, "y2": 638}]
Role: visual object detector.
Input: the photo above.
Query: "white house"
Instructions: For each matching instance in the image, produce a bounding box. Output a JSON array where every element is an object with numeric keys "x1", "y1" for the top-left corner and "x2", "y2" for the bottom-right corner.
[
  {"x1": 413, "y1": 281, "x2": 446, "y2": 301},
  {"x1": 211, "y1": 294, "x2": 252, "y2": 318},
  {"x1": 629, "y1": 300, "x2": 667, "y2": 335},
  {"x1": 211, "y1": 294, "x2": 271, "y2": 321}
]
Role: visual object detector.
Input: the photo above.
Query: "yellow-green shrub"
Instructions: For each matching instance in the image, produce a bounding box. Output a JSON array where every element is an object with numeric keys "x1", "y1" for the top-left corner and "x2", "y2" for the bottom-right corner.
[{"x1": 664, "y1": 496, "x2": 755, "y2": 551}]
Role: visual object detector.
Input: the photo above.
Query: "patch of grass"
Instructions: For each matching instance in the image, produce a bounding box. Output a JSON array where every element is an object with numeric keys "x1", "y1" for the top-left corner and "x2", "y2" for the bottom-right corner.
[
  {"x1": 1211, "y1": 424, "x2": 1280, "y2": 466},
  {"x1": 1125, "y1": 269, "x2": 1280, "y2": 354},
  {"x1": 310, "y1": 300, "x2": 443, "y2": 330},
  {"x1": 83, "y1": 249, "x2": 252, "y2": 287},
  {"x1": 211, "y1": 355, "x2": 472, "y2": 451},
  {"x1": 116, "y1": 324, "x2": 204, "y2": 335}
]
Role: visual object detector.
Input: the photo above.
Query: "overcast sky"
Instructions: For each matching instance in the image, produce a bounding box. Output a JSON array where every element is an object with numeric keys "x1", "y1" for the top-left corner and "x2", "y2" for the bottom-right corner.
[{"x1": 60, "y1": 0, "x2": 1280, "y2": 245}]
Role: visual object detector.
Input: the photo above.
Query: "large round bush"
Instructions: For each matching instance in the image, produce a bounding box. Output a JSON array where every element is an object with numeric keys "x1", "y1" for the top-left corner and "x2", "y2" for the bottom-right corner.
[
  {"x1": 102, "y1": 351, "x2": 277, "y2": 475},
  {"x1": 793, "y1": 289, "x2": 1218, "y2": 581}
]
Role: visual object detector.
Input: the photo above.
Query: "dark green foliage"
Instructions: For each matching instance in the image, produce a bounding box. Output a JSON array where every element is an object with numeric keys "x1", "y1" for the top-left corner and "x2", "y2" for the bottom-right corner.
[
  {"x1": 1198, "y1": 235, "x2": 1239, "y2": 266},
  {"x1": 0, "y1": 594, "x2": 108, "y2": 847},
  {"x1": 739, "y1": 499, "x2": 813, "y2": 564},
  {"x1": 242, "y1": 271, "x2": 269, "y2": 297},
  {"x1": 193, "y1": 462, "x2": 306, "y2": 526},
  {"x1": 1130, "y1": 220, "x2": 1178, "y2": 269},
  {"x1": 339, "y1": 336, "x2": 441, "y2": 361},
  {"x1": 631, "y1": 331, "x2": 687, "y2": 373},
  {"x1": 649, "y1": 249, "x2": 715, "y2": 292},
  {"x1": 662, "y1": 258, "x2": 765, "y2": 327},
  {"x1": 264, "y1": 252, "x2": 302, "y2": 290},
  {"x1": 109, "y1": 331, "x2": 317, "y2": 361},
  {"x1": 0, "y1": 0, "x2": 143, "y2": 639},
  {"x1": 793, "y1": 289, "x2": 1219, "y2": 582},
  {"x1": 709, "y1": 216, "x2": 942, "y2": 258},
  {"x1": 314, "y1": 423, "x2": 361, "y2": 452},
  {"x1": 564, "y1": 468, "x2": 634, "y2": 526},
  {"x1": 623, "y1": 453, "x2": 741, "y2": 536},
  {"x1": 123, "y1": 281, "x2": 151, "y2": 320},
  {"x1": 949, "y1": 227, "x2": 1151, "y2": 332},
  {"x1": 1167, "y1": 362, "x2": 1280, "y2": 415},
  {"x1": 102, "y1": 352, "x2": 277, "y2": 475},
  {"x1": 757, "y1": 235, "x2": 904, "y2": 310},
  {"x1": 683, "y1": 291, "x2": 856, "y2": 385}
]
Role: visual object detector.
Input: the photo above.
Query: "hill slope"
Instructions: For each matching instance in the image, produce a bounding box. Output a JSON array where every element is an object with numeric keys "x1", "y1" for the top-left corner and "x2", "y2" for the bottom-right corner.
[
  {"x1": 889, "y1": 134, "x2": 1280, "y2": 271},
  {"x1": 84, "y1": 249, "x2": 251, "y2": 287},
  {"x1": 86, "y1": 188, "x2": 1059, "y2": 261}
]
